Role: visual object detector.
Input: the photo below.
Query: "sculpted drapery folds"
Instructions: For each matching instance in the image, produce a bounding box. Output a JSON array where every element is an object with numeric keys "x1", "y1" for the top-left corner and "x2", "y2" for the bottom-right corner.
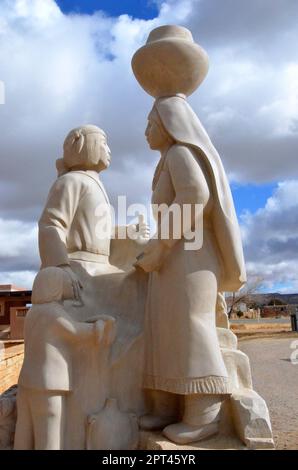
[
  {"x1": 133, "y1": 25, "x2": 247, "y2": 444},
  {"x1": 11, "y1": 23, "x2": 276, "y2": 451}
]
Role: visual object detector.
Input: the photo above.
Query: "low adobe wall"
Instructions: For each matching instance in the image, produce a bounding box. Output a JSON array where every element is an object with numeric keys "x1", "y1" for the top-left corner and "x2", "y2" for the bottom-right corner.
[{"x1": 0, "y1": 341, "x2": 24, "y2": 394}]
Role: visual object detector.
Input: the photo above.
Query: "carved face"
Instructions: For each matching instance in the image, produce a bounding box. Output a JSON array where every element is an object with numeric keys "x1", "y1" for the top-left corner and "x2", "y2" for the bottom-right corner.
[
  {"x1": 145, "y1": 112, "x2": 169, "y2": 151},
  {"x1": 63, "y1": 127, "x2": 111, "y2": 173},
  {"x1": 95, "y1": 134, "x2": 111, "y2": 171}
]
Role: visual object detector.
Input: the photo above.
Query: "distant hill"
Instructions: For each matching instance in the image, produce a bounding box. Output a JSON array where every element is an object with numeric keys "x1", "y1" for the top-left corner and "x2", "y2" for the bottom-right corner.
[{"x1": 240, "y1": 292, "x2": 298, "y2": 307}]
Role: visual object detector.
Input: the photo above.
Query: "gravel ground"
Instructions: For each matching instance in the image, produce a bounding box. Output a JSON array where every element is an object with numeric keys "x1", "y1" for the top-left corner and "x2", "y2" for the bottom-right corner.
[{"x1": 239, "y1": 337, "x2": 298, "y2": 450}]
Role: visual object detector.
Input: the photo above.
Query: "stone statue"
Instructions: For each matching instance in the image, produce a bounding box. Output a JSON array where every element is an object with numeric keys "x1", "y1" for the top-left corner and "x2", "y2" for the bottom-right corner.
[
  {"x1": 132, "y1": 25, "x2": 273, "y2": 447},
  {"x1": 38, "y1": 124, "x2": 149, "y2": 358},
  {"x1": 10, "y1": 25, "x2": 274, "y2": 451},
  {"x1": 135, "y1": 97, "x2": 239, "y2": 444},
  {"x1": 14, "y1": 267, "x2": 116, "y2": 450},
  {"x1": 15, "y1": 124, "x2": 150, "y2": 450},
  {"x1": 39, "y1": 124, "x2": 148, "y2": 284}
]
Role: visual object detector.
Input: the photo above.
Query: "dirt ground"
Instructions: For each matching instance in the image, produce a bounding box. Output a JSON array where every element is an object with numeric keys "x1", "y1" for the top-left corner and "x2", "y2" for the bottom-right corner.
[
  {"x1": 239, "y1": 336, "x2": 298, "y2": 450},
  {"x1": 231, "y1": 321, "x2": 293, "y2": 340}
]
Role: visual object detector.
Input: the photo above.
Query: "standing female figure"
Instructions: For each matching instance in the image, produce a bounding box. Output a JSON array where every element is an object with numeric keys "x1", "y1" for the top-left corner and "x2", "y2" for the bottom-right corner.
[{"x1": 136, "y1": 95, "x2": 246, "y2": 444}]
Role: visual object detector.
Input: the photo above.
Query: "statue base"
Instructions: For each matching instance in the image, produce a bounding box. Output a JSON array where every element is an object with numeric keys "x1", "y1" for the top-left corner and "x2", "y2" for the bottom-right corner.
[{"x1": 139, "y1": 430, "x2": 246, "y2": 450}]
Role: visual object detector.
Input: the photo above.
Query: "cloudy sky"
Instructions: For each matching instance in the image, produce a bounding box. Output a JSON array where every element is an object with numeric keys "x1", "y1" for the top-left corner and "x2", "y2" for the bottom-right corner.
[{"x1": 0, "y1": 0, "x2": 297, "y2": 292}]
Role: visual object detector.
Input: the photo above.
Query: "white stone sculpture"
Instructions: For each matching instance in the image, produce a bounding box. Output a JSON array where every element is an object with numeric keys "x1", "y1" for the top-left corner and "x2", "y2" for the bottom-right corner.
[
  {"x1": 86, "y1": 398, "x2": 139, "y2": 450},
  {"x1": 14, "y1": 267, "x2": 116, "y2": 450},
  {"x1": 216, "y1": 292, "x2": 230, "y2": 329},
  {"x1": 140, "y1": 325, "x2": 274, "y2": 450},
  {"x1": 219, "y1": 327, "x2": 274, "y2": 449},
  {"x1": 132, "y1": 25, "x2": 274, "y2": 448},
  {"x1": 10, "y1": 25, "x2": 274, "y2": 451},
  {"x1": 14, "y1": 124, "x2": 149, "y2": 450},
  {"x1": 39, "y1": 125, "x2": 149, "y2": 278}
]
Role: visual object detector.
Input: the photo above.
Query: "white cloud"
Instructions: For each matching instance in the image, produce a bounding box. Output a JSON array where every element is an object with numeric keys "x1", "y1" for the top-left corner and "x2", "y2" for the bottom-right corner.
[
  {"x1": 0, "y1": 0, "x2": 195, "y2": 225},
  {"x1": 0, "y1": 218, "x2": 37, "y2": 257},
  {"x1": 11, "y1": 0, "x2": 61, "y2": 21},
  {"x1": 0, "y1": 217, "x2": 39, "y2": 269},
  {"x1": 0, "y1": 270, "x2": 36, "y2": 290},
  {"x1": 258, "y1": 63, "x2": 298, "y2": 137},
  {"x1": 241, "y1": 181, "x2": 298, "y2": 292}
]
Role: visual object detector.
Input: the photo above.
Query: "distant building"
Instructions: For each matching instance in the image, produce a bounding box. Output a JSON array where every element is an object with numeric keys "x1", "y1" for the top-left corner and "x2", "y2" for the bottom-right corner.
[
  {"x1": 0, "y1": 285, "x2": 31, "y2": 340},
  {"x1": 261, "y1": 304, "x2": 294, "y2": 318},
  {"x1": 236, "y1": 302, "x2": 247, "y2": 313}
]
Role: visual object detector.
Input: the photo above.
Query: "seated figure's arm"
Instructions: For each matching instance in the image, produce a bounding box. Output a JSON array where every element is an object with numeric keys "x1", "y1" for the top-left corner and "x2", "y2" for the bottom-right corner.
[
  {"x1": 55, "y1": 314, "x2": 95, "y2": 343},
  {"x1": 55, "y1": 313, "x2": 116, "y2": 347}
]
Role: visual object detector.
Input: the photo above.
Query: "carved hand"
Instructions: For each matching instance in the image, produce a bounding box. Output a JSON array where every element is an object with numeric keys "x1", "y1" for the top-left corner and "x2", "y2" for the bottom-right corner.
[
  {"x1": 60, "y1": 265, "x2": 83, "y2": 302},
  {"x1": 127, "y1": 214, "x2": 150, "y2": 244},
  {"x1": 94, "y1": 315, "x2": 116, "y2": 348},
  {"x1": 134, "y1": 239, "x2": 170, "y2": 272}
]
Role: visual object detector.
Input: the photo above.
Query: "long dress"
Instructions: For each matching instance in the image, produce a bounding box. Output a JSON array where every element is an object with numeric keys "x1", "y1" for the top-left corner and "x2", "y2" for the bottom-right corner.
[{"x1": 143, "y1": 143, "x2": 230, "y2": 395}]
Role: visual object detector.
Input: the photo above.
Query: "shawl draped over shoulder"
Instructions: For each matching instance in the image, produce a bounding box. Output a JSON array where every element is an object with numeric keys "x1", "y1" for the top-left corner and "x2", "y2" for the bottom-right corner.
[{"x1": 154, "y1": 95, "x2": 246, "y2": 292}]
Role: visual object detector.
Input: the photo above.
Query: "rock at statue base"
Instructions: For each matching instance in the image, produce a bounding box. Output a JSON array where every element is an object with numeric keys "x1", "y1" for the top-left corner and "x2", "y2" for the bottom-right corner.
[
  {"x1": 0, "y1": 386, "x2": 17, "y2": 450},
  {"x1": 230, "y1": 389, "x2": 275, "y2": 449},
  {"x1": 139, "y1": 324, "x2": 274, "y2": 450}
]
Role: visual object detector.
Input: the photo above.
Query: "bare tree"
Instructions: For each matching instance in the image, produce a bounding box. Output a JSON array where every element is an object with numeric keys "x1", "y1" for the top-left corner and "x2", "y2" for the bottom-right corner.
[{"x1": 226, "y1": 276, "x2": 264, "y2": 318}]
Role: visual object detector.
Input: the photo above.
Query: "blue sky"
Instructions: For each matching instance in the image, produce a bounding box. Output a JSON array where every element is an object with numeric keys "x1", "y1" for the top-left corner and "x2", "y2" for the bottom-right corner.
[
  {"x1": 56, "y1": 0, "x2": 158, "y2": 19},
  {"x1": 231, "y1": 183, "x2": 277, "y2": 217}
]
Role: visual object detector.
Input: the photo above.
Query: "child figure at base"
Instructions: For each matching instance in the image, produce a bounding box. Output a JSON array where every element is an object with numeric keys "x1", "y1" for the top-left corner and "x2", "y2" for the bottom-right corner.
[{"x1": 14, "y1": 267, "x2": 115, "y2": 450}]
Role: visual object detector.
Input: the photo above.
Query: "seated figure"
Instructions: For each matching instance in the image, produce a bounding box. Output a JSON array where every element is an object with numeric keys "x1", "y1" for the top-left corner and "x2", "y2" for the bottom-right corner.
[
  {"x1": 14, "y1": 267, "x2": 115, "y2": 450},
  {"x1": 39, "y1": 124, "x2": 149, "y2": 285},
  {"x1": 35, "y1": 125, "x2": 149, "y2": 449},
  {"x1": 38, "y1": 124, "x2": 148, "y2": 355}
]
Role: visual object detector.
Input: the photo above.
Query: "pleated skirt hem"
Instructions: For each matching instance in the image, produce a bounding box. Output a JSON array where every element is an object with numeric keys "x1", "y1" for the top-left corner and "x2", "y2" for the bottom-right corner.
[{"x1": 143, "y1": 374, "x2": 231, "y2": 395}]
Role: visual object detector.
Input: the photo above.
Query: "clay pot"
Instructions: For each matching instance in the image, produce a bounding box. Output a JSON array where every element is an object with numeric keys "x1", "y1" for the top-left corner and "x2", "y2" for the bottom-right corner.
[
  {"x1": 86, "y1": 398, "x2": 139, "y2": 450},
  {"x1": 132, "y1": 25, "x2": 209, "y2": 98}
]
